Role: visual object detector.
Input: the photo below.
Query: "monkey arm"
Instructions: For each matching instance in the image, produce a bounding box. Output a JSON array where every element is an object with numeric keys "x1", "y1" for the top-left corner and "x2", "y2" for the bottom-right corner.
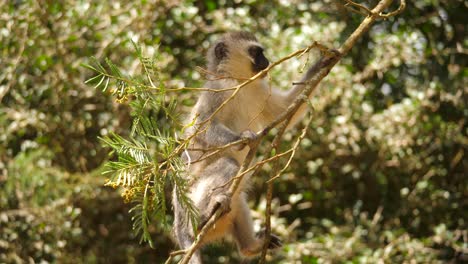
[
  {"x1": 188, "y1": 90, "x2": 244, "y2": 149},
  {"x1": 286, "y1": 55, "x2": 326, "y2": 102},
  {"x1": 269, "y1": 51, "x2": 339, "y2": 129},
  {"x1": 196, "y1": 119, "x2": 241, "y2": 148}
]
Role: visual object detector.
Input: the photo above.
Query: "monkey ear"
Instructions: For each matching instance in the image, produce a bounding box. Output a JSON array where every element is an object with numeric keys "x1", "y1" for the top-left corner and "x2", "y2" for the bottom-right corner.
[{"x1": 214, "y1": 42, "x2": 228, "y2": 60}]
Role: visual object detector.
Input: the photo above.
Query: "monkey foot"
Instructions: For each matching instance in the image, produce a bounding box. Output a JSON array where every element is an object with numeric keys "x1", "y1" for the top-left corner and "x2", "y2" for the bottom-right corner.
[
  {"x1": 255, "y1": 231, "x2": 283, "y2": 249},
  {"x1": 198, "y1": 194, "x2": 232, "y2": 231},
  {"x1": 214, "y1": 194, "x2": 231, "y2": 214},
  {"x1": 240, "y1": 233, "x2": 282, "y2": 257},
  {"x1": 267, "y1": 234, "x2": 282, "y2": 249}
]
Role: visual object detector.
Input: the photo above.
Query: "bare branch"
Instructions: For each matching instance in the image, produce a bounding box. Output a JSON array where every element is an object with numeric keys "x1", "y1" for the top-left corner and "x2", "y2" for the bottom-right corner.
[
  {"x1": 164, "y1": 249, "x2": 186, "y2": 264},
  {"x1": 379, "y1": 0, "x2": 406, "y2": 19},
  {"x1": 343, "y1": 0, "x2": 373, "y2": 16},
  {"x1": 341, "y1": 0, "x2": 406, "y2": 20},
  {"x1": 171, "y1": 1, "x2": 405, "y2": 263},
  {"x1": 196, "y1": 66, "x2": 251, "y2": 81},
  {"x1": 259, "y1": 113, "x2": 314, "y2": 263},
  {"x1": 339, "y1": 0, "x2": 395, "y2": 57}
]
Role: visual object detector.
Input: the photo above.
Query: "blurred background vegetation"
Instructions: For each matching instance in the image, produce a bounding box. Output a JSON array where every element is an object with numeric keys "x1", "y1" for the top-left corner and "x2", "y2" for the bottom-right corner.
[{"x1": 0, "y1": 0, "x2": 466, "y2": 263}]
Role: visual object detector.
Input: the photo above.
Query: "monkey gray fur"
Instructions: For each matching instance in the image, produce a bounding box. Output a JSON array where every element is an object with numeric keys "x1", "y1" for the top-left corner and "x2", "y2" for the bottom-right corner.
[{"x1": 172, "y1": 31, "x2": 337, "y2": 263}]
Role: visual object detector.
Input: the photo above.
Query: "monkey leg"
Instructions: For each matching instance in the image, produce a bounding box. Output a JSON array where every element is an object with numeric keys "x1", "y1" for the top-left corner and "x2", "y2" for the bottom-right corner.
[
  {"x1": 175, "y1": 231, "x2": 202, "y2": 264},
  {"x1": 232, "y1": 196, "x2": 282, "y2": 258},
  {"x1": 173, "y1": 192, "x2": 202, "y2": 264},
  {"x1": 196, "y1": 156, "x2": 240, "y2": 229}
]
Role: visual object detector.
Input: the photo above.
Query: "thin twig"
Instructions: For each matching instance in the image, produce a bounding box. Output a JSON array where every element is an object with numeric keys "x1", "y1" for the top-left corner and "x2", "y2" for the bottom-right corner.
[
  {"x1": 211, "y1": 149, "x2": 295, "y2": 192},
  {"x1": 379, "y1": 0, "x2": 406, "y2": 19},
  {"x1": 258, "y1": 0, "x2": 401, "y2": 262},
  {"x1": 196, "y1": 66, "x2": 250, "y2": 81},
  {"x1": 164, "y1": 249, "x2": 186, "y2": 264},
  {"x1": 259, "y1": 114, "x2": 314, "y2": 263},
  {"x1": 267, "y1": 115, "x2": 314, "y2": 184},
  {"x1": 343, "y1": 0, "x2": 373, "y2": 16},
  {"x1": 172, "y1": 1, "x2": 404, "y2": 262},
  {"x1": 338, "y1": 0, "x2": 396, "y2": 57}
]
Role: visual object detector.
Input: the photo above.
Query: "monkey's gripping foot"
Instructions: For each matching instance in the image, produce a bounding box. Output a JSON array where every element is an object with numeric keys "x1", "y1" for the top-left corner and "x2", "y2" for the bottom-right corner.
[
  {"x1": 256, "y1": 231, "x2": 283, "y2": 249},
  {"x1": 267, "y1": 234, "x2": 283, "y2": 249},
  {"x1": 240, "y1": 232, "x2": 282, "y2": 257},
  {"x1": 198, "y1": 194, "x2": 232, "y2": 230},
  {"x1": 213, "y1": 193, "x2": 231, "y2": 213}
]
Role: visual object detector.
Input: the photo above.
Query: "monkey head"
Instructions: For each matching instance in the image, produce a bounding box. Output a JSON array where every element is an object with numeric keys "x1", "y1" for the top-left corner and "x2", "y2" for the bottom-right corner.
[{"x1": 207, "y1": 31, "x2": 270, "y2": 79}]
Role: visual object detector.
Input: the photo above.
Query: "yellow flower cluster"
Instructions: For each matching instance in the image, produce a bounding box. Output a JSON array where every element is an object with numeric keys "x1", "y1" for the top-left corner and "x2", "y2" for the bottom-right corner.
[{"x1": 121, "y1": 188, "x2": 136, "y2": 204}]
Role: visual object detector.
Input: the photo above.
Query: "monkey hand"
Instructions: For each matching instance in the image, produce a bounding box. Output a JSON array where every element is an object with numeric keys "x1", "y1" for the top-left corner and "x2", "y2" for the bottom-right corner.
[{"x1": 237, "y1": 130, "x2": 258, "y2": 150}]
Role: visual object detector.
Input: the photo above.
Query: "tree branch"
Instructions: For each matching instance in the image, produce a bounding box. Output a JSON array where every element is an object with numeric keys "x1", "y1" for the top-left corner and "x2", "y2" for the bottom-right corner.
[
  {"x1": 171, "y1": 1, "x2": 406, "y2": 263},
  {"x1": 258, "y1": 0, "x2": 404, "y2": 263},
  {"x1": 379, "y1": 0, "x2": 406, "y2": 19}
]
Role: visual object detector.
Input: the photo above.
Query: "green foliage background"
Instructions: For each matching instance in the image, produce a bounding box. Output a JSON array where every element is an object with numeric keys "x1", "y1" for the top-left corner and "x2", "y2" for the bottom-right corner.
[{"x1": 0, "y1": 0, "x2": 466, "y2": 263}]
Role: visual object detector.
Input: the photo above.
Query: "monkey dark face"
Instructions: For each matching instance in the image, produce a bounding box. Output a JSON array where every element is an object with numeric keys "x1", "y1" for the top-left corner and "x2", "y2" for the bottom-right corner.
[
  {"x1": 207, "y1": 33, "x2": 270, "y2": 77},
  {"x1": 248, "y1": 46, "x2": 269, "y2": 73}
]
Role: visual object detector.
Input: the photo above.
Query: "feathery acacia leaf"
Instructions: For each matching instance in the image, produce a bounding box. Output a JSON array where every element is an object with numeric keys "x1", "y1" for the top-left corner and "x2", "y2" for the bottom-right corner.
[{"x1": 85, "y1": 41, "x2": 197, "y2": 247}]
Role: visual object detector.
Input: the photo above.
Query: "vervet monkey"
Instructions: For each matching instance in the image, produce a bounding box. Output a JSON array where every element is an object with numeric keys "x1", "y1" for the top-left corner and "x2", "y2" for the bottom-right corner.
[{"x1": 173, "y1": 31, "x2": 337, "y2": 263}]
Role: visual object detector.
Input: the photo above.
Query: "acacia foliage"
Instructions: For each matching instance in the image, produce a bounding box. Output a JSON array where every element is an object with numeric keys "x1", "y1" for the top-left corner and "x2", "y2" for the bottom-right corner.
[{"x1": 0, "y1": 0, "x2": 466, "y2": 263}]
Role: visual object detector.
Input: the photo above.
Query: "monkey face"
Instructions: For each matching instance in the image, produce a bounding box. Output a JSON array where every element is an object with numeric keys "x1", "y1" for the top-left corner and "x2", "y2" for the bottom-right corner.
[
  {"x1": 207, "y1": 32, "x2": 271, "y2": 79},
  {"x1": 248, "y1": 45, "x2": 269, "y2": 73}
]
